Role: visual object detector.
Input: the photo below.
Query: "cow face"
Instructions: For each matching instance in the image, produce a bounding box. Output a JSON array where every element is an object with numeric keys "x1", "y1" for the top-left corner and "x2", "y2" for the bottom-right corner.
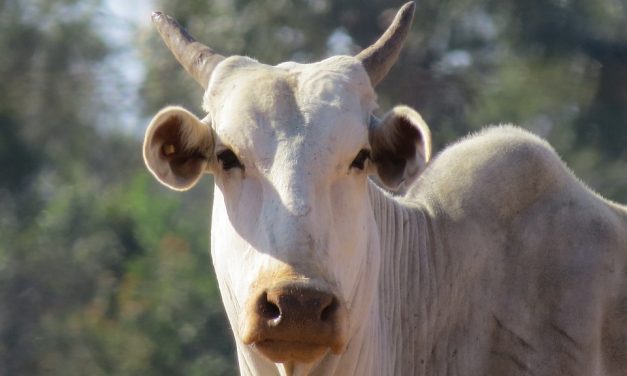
[
  {"x1": 143, "y1": 1, "x2": 429, "y2": 370},
  {"x1": 207, "y1": 55, "x2": 378, "y2": 364}
]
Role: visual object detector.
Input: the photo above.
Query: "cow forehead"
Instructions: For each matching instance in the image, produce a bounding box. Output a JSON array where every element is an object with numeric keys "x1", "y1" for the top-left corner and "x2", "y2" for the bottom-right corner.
[{"x1": 203, "y1": 55, "x2": 376, "y2": 171}]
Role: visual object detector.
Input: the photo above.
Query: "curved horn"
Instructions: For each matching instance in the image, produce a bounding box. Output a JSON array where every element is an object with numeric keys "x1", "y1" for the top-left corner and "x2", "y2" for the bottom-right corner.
[
  {"x1": 356, "y1": 2, "x2": 415, "y2": 87},
  {"x1": 151, "y1": 11, "x2": 225, "y2": 89}
]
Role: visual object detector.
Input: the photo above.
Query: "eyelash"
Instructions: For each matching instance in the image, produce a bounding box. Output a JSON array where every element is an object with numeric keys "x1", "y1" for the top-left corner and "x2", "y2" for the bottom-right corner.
[
  {"x1": 216, "y1": 149, "x2": 243, "y2": 171},
  {"x1": 350, "y1": 149, "x2": 371, "y2": 170}
]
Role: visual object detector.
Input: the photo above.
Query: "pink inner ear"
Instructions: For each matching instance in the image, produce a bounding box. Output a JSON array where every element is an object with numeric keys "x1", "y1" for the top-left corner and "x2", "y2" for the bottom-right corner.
[
  {"x1": 369, "y1": 109, "x2": 430, "y2": 192},
  {"x1": 150, "y1": 115, "x2": 207, "y2": 187},
  {"x1": 152, "y1": 115, "x2": 185, "y2": 161},
  {"x1": 391, "y1": 116, "x2": 420, "y2": 158}
]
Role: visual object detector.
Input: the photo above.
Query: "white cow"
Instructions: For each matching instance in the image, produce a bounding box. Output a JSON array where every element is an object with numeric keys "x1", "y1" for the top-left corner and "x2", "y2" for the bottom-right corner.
[{"x1": 143, "y1": 2, "x2": 627, "y2": 375}]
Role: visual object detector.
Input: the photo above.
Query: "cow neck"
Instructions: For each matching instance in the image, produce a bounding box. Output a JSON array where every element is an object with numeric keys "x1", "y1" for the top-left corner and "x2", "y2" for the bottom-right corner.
[{"x1": 368, "y1": 181, "x2": 438, "y2": 375}]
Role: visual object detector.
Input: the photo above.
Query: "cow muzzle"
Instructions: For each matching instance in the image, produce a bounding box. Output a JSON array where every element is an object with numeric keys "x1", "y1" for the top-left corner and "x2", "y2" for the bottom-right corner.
[{"x1": 241, "y1": 280, "x2": 348, "y2": 364}]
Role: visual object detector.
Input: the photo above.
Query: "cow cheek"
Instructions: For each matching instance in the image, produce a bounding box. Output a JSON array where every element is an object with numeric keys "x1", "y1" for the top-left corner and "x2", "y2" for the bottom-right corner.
[
  {"x1": 328, "y1": 180, "x2": 373, "y2": 306},
  {"x1": 211, "y1": 188, "x2": 261, "y2": 318}
]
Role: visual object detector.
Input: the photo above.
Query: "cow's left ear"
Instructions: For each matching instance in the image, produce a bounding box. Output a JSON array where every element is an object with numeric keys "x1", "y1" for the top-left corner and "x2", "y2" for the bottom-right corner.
[
  {"x1": 369, "y1": 105, "x2": 431, "y2": 192},
  {"x1": 143, "y1": 106, "x2": 214, "y2": 191}
]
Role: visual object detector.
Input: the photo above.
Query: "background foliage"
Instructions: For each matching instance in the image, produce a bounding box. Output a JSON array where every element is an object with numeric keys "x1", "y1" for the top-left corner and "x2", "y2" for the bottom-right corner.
[{"x1": 1, "y1": 0, "x2": 626, "y2": 374}]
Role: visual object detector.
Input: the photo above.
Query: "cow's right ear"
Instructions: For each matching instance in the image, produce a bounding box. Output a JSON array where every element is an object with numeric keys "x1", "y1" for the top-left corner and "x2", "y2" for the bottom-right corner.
[
  {"x1": 143, "y1": 106, "x2": 214, "y2": 191},
  {"x1": 369, "y1": 106, "x2": 432, "y2": 193}
]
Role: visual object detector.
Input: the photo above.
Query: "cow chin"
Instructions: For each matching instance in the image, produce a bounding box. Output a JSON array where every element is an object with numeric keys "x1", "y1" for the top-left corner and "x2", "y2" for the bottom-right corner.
[
  {"x1": 245, "y1": 327, "x2": 347, "y2": 364},
  {"x1": 253, "y1": 340, "x2": 334, "y2": 364},
  {"x1": 240, "y1": 280, "x2": 349, "y2": 364}
]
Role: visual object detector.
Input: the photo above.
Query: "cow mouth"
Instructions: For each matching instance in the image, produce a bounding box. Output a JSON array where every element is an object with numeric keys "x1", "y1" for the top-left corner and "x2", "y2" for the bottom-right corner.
[
  {"x1": 241, "y1": 279, "x2": 349, "y2": 364},
  {"x1": 253, "y1": 339, "x2": 339, "y2": 364}
]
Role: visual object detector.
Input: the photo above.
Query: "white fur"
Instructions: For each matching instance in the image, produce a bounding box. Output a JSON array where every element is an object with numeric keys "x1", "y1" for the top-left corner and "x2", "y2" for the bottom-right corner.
[{"x1": 144, "y1": 56, "x2": 627, "y2": 375}]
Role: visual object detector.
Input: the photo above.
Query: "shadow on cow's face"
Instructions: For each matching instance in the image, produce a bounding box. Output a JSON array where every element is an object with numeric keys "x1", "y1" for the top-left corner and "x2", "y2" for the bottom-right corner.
[{"x1": 205, "y1": 56, "x2": 381, "y2": 364}]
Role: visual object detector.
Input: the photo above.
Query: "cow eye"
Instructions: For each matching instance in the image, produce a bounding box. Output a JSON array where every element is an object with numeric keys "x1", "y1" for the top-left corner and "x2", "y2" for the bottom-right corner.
[
  {"x1": 350, "y1": 149, "x2": 371, "y2": 170},
  {"x1": 217, "y1": 149, "x2": 243, "y2": 171}
]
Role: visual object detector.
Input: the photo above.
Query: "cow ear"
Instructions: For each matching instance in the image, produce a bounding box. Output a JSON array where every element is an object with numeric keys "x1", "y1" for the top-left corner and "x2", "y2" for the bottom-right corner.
[
  {"x1": 369, "y1": 106, "x2": 431, "y2": 192},
  {"x1": 143, "y1": 106, "x2": 214, "y2": 191}
]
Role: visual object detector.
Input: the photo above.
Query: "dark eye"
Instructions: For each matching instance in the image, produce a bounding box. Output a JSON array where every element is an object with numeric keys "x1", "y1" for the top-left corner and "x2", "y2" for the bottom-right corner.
[
  {"x1": 350, "y1": 149, "x2": 371, "y2": 170},
  {"x1": 217, "y1": 149, "x2": 243, "y2": 171}
]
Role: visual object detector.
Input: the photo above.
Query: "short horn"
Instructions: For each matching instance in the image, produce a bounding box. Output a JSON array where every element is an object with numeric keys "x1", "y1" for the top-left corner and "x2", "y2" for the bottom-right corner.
[
  {"x1": 151, "y1": 11, "x2": 225, "y2": 89},
  {"x1": 356, "y1": 2, "x2": 415, "y2": 87}
]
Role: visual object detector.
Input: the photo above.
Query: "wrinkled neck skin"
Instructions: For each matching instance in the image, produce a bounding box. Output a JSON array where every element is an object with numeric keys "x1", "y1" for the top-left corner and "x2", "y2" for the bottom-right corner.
[
  {"x1": 368, "y1": 181, "x2": 434, "y2": 375},
  {"x1": 227, "y1": 181, "x2": 436, "y2": 376}
]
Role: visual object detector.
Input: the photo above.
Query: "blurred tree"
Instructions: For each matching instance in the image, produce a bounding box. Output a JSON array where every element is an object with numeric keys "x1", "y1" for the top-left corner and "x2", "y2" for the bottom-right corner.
[
  {"x1": 499, "y1": 0, "x2": 627, "y2": 156},
  {"x1": 476, "y1": 0, "x2": 627, "y2": 199},
  {"x1": 0, "y1": 0, "x2": 235, "y2": 375}
]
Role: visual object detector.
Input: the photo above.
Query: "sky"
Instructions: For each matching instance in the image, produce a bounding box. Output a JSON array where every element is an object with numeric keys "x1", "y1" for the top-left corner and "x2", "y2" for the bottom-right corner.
[
  {"x1": 95, "y1": 0, "x2": 154, "y2": 135},
  {"x1": 105, "y1": 0, "x2": 153, "y2": 26}
]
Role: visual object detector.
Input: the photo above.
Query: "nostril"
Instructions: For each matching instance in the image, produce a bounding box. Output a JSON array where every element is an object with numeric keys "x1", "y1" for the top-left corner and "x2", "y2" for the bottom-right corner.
[
  {"x1": 320, "y1": 297, "x2": 338, "y2": 322},
  {"x1": 257, "y1": 292, "x2": 281, "y2": 320}
]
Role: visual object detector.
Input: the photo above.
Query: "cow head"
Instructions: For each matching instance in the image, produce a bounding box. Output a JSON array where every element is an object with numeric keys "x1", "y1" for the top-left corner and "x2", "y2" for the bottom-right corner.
[{"x1": 143, "y1": 2, "x2": 431, "y2": 372}]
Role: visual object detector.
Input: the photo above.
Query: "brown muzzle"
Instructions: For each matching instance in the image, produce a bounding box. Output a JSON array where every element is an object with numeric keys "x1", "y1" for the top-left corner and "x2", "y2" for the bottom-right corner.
[{"x1": 241, "y1": 280, "x2": 348, "y2": 363}]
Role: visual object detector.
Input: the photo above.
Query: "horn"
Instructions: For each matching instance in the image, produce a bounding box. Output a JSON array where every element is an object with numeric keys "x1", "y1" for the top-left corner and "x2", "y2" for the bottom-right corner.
[
  {"x1": 151, "y1": 11, "x2": 225, "y2": 89},
  {"x1": 356, "y1": 2, "x2": 415, "y2": 87}
]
